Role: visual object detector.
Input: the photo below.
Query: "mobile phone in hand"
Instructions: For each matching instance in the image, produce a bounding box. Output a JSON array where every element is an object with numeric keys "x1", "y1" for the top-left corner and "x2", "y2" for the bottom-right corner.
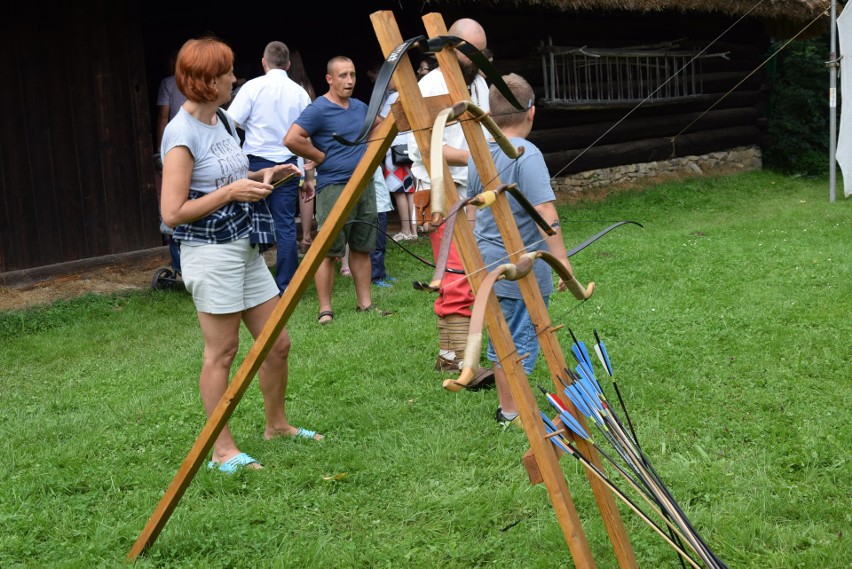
[{"x1": 272, "y1": 173, "x2": 297, "y2": 189}]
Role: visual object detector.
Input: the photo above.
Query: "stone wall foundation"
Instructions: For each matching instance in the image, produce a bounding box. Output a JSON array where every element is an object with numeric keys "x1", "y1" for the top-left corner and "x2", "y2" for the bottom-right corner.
[{"x1": 551, "y1": 145, "x2": 763, "y2": 195}]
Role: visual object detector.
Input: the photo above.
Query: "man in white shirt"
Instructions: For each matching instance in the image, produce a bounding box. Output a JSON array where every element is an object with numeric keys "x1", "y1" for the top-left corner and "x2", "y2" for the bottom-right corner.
[
  {"x1": 228, "y1": 41, "x2": 314, "y2": 293},
  {"x1": 407, "y1": 18, "x2": 493, "y2": 388}
]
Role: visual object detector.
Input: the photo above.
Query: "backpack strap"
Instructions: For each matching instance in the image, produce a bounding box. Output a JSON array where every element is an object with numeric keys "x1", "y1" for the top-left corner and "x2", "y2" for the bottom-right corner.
[{"x1": 216, "y1": 108, "x2": 234, "y2": 137}]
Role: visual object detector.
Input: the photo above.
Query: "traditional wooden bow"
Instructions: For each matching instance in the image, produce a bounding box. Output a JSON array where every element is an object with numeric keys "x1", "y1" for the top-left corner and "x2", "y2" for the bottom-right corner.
[
  {"x1": 424, "y1": 100, "x2": 522, "y2": 230},
  {"x1": 333, "y1": 35, "x2": 523, "y2": 147},
  {"x1": 412, "y1": 182, "x2": 552, "y2": 291},
  {"x1": 442, "y1": 251, "x2": 594, "y2": 392}
]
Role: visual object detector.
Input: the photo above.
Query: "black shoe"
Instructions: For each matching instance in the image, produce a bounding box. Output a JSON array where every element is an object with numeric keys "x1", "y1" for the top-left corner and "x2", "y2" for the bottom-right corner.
[{"x1": 495, "y1": 407, "x2": 522, "y2": 429}]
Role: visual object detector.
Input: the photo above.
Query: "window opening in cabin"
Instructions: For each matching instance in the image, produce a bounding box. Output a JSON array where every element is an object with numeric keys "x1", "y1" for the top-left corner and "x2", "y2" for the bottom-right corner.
[{"x1": 538, "y1": 37, "x2": 729, "y2": 109}]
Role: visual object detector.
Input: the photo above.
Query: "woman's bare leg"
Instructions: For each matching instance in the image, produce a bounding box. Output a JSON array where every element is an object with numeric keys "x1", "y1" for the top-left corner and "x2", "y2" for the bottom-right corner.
[
  {"x1": 196, "y1": 310, "x2": 260, "y2": 466},
  {"x1": 244, "y1": 297, "x2": 323, "y2": 440},
  {"x1": 392, "y1": 192, "x2": 413, "y2": 236},
  {"x1": 407, "y1": 193, "x2": 417, "y2": 237}
]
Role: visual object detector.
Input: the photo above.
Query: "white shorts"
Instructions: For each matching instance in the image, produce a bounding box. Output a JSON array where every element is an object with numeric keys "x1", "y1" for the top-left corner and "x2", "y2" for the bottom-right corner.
[{"x1": 180, "y1": 238, "x2": 279, "y2": 314}]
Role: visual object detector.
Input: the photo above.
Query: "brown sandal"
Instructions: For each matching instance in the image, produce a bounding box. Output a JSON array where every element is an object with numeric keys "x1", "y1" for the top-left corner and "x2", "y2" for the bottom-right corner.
[
  {"x1": 317, "y1": 310, "x2": 334, "y2": 324},
  {"x1": 464, "y1": 366, "x2": 495, "y2": 391},
  {"x1": 355, "y1": 304, "x2": 392, "y2": 317}
]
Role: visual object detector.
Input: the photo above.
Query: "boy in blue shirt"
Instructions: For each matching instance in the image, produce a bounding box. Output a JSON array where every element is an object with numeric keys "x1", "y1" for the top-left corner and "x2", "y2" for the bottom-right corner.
[{"x1": 466, "y1": 73, "x2": 575, "y2": 427}]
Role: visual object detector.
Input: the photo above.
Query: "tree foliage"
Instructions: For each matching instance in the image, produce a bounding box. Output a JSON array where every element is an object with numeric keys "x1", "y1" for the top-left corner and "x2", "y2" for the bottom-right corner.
[{"x1": 764, "y1": 35, "x2": 833, "y2": 176}]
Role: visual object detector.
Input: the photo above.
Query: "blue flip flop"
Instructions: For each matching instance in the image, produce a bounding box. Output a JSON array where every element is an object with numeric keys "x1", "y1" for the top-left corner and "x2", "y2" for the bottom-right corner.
[
  {"x1": 207, "y1": 452, "x2": 261, "y2": 474},
  {"x1": 293, "y1": 428, "x2": 324, "y2": 440}
]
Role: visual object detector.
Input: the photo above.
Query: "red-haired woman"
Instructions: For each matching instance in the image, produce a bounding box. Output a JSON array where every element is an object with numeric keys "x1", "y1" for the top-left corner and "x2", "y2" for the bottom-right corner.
[{"x1": 160, "y1": 37, "x2": 323, "y2": 474}]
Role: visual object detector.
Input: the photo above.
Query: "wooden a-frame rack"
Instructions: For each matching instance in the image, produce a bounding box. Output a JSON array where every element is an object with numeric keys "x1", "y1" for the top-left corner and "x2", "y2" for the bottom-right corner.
[{"x1": 127, "y1": 11, "x2": 638, "y2": 567}]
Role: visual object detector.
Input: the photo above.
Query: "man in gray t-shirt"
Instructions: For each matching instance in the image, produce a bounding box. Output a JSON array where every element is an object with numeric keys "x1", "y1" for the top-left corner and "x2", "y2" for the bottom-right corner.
[{"x1": 156, "y1": 74, "x2": 187, "y2": 150}]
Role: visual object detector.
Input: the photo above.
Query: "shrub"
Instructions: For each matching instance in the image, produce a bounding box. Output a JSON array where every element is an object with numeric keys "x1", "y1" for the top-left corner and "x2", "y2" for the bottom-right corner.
[{"x1": 764, "y1": 34, "x2": 833, "y2": 176}]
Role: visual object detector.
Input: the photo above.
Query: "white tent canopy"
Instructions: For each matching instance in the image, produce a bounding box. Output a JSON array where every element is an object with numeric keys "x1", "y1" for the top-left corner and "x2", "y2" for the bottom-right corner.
[{"x1": 835, "y1": 5, "x2": 852, "y2": 197}]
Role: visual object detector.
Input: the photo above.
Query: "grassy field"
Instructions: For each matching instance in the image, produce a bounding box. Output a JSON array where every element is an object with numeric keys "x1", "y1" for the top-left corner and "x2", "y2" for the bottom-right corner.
[{"x1": 0, "y1": 170, "x2": 849, "y2": 568}]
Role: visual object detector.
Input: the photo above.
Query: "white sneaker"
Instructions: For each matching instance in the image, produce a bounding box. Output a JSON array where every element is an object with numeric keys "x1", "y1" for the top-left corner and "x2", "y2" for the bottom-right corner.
[{"x1": 392, "y1": 232, "x2": 407, "y2": 242}]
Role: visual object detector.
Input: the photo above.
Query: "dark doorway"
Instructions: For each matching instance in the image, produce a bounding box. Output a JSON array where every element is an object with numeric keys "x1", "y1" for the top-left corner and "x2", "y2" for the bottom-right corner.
[{"x1": 140, "y1": 3, "x2": 465, "y2": 143}]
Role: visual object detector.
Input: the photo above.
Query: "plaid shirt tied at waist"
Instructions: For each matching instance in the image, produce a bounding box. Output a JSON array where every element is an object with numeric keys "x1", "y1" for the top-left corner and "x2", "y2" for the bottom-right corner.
[{"x1": 173, "y1": 189, "x2": 275, "y2": 250}]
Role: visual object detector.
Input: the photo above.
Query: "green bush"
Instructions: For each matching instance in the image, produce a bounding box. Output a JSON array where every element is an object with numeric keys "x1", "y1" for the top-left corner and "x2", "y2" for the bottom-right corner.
[{"x1": 764, "y1": 35, "x2": 833, "y2": 176}]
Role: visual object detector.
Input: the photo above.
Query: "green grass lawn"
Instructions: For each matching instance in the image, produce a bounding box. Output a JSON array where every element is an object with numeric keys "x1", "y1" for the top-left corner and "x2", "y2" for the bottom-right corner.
[{"x1": 0, "y1": 170, "x2": 849, "y2": 568}]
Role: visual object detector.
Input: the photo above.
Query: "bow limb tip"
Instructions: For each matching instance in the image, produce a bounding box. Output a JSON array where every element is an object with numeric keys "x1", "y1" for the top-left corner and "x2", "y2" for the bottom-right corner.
[
  {"x1": 412, "y1": 281, "x2": 440, "y2": 292},
  {"x1": 442, "y1": 368, "x2": 475, "y2": 392},
  {"x1": 450, "y1": 101, "x2": 468, "y2": 121},
  {"x1": 569, "y1": 279, "x2": 594, "y2": 301},
  {"x1": 473, "y1": 191, "x2": 497, "y2": 209}
]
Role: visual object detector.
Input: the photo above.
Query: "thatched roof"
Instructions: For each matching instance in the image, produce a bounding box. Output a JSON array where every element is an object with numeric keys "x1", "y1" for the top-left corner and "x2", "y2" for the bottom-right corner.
[{"x1": 427, "y1": 0, "x2": 836, "y2": 35}]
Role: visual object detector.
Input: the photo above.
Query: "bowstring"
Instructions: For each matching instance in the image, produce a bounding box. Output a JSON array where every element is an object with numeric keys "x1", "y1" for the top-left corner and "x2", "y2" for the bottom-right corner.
[
  {"x1": 362, "y1": 0, "x2": 819, "y2": 188},
  {"x1": 345, "y1": 218, "x2": 544, "y2": 279},
  {"x1": 347, "y1": 218, "x2": 591, "y2": 355},
  {"x1": 669, "y1": 7, "x2": 831, "y2": 148},
  {"x1": 348, "y1": 217, "x2": 571, "y2": 313},
  {"x1": 337, "y1": 219, "x2": 453, "y2": 273},
  {"x1": 342, "y1": 84, "x2": 623, "y2": 343},
  {"x1": 548, "y1": 0, "x2": 770, "y2": 180}
]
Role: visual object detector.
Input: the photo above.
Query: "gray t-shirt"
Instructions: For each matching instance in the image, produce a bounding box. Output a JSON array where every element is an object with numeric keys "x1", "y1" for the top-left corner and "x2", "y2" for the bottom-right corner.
[
  {"x1": 466, "y1": 137, "x2": 555, "y2": 299},
  {"x1": 161, "y1": 107, "x2": 248, "y2": 196},
  {"x1": 161, "y1": 108, "x2": 264, "y2": 246},
  {"x1": 157, "y1": 75, "x2": 186, "y2": 120},
  {"x1": 156, "y1": 75, "x2": 187, "y2": 122}
]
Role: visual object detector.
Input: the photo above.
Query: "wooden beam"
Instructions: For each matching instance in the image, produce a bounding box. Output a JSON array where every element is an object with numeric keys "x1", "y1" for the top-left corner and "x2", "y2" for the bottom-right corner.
[
  {"x1": 420, "y1": 11, "x2": 636, "y2": 568},
  {"x1": 0, "y1": 246, "x2": 170, "y2": 289},
  {"x1": 530, "y1": 107, "x2": 761, "y2": 152},
  {"x1": 127, "y1": 111, "x2": 396, "y2": 561},
  {"x1": 544, "y1": 125, "x2": 763, "y2": 175},
  {"x1": 372, "y1": 10, "x2": 638, "y2": 568}
]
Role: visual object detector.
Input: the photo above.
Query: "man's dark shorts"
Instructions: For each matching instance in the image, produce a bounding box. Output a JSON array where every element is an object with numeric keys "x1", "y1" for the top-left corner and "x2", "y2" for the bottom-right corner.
[{"x1": 315, "y1": 181, "x2": 378, "y2": 257}]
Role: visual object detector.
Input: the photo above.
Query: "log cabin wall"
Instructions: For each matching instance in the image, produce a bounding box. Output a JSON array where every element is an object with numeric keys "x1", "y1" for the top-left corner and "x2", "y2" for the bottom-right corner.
[
  {"x1": 0, "y1": 3, "x2": 777, "y2": 275},
  {"x1": 470, "y1": 7, "x2": 772, "y2": 177},
  {"x1": 0, "y1": 1, "x2": 159, "y2": 274}
]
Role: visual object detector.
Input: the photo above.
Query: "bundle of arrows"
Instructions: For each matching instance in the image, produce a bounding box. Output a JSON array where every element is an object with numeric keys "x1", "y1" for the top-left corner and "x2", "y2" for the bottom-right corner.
[{"x1": 537, "y1": 329, "x2": 728, "y2": 569}]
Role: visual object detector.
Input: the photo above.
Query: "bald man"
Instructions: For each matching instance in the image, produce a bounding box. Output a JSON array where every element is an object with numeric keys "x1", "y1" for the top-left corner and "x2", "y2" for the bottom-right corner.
[{"x1": 407, "y1": 18, "x2": 494, "y2": 389}]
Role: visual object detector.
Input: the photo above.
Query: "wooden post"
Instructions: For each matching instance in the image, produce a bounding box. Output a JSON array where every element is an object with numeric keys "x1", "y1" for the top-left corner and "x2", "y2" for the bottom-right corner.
[
  {"x1": 126, "y1": 115, "x2": 395, "y2": 561},
  {"x1": 373, "y1": 10, "x2": 638, "y2": 568}
]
